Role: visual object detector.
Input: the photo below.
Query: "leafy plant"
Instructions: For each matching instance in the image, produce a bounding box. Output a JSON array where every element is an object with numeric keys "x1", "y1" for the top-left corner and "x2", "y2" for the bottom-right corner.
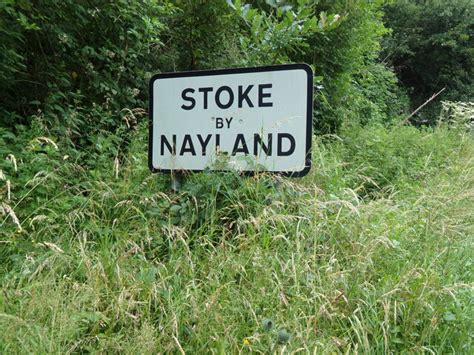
[
  {"x1": 0, "y1": 0, "x2": 167, "y2": 134},
  {"x1": 439, "y1": 101, "x2": 474, "y2": 130}
]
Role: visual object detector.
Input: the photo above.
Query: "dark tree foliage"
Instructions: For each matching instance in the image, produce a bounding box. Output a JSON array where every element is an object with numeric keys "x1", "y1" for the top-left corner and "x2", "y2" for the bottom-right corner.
[
  {"x1": 0, "y1": 0, "x2": 470, "y2": 140},
  {"x1": 156, "y1": 0, "x2": 239, "y2": 71},
  {"x1": 0, "y1": 0, "x2": 166, "y2": 135},
  {"x1": 382, "y1": 0, "x2": 474, "y2": 119}
]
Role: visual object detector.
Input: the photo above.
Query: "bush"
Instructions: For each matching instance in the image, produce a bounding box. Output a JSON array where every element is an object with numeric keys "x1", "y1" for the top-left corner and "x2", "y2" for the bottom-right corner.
[
  {"x1": 226, "y1": 0, "x2": 408, "y2": 132},
  {"x1": 0, "y1": 0, "x2": 167, "y2": 134},
  {"x1": 287, "y1": 0, "x2": 408, "y2": 132},
  {"x1": 156, "y1": 0, "x2": 240, "y2": 71}
]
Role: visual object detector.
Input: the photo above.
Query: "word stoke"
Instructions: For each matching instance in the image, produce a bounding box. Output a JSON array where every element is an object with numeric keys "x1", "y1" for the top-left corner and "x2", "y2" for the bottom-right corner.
[
  {"x1": 181, "y1": 84, "x2": 273, "y2": 110},
  {"x1": 159, "y1": 133, "x2": 296, "y2": 157}
]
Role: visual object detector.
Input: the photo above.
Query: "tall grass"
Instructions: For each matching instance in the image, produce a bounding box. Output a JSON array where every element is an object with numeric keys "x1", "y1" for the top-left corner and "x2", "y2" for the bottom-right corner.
[{"x1": 0, "y1": 123, "x2": 472, "y2": 353}]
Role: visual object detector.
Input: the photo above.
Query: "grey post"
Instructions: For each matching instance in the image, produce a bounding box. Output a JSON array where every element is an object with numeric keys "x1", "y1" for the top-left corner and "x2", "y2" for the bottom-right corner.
[{"x1": 171, "y1": 171, "x2": 183, "y2": 192}]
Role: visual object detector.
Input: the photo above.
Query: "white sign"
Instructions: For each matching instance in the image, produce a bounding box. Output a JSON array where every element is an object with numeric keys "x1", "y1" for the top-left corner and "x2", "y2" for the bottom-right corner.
[{"x1": 149, "y1": 64, "x2": 313, "y2": 176}]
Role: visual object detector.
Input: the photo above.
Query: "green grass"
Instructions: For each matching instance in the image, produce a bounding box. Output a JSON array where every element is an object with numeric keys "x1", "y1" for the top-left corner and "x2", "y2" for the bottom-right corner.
[{"x1": 1, "y1": 124, "x2": 473, "y2": 353}]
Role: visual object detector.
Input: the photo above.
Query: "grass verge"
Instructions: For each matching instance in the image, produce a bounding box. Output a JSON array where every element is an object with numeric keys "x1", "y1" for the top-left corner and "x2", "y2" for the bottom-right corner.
[{"x1": 1, "y1": 124, "x2": 473, "y2": 353}]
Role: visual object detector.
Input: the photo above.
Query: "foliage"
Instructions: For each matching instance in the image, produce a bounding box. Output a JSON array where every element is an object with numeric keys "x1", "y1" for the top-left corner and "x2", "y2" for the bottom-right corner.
[
  {"x1": 156, "y1": 0, "x2": 239, "y2": 71},
  {"x1": 230, "y1": 0, "x2": 342, "y2": 65},
  {"x1": 286, "y1": 0, "x2": 408, "y2": 132},
  {"x1": 383, "y1": 0, "x2": 474, "y2": 120},
  {"x1": 348, "y1": 62, "x2": 410, "y2": 126},
  {"x1": 439, "y1": 101, "x2": 474, "y2": 130},
  {"x1": 0, "y1": 0, "x2": 166, "y2": 134}
]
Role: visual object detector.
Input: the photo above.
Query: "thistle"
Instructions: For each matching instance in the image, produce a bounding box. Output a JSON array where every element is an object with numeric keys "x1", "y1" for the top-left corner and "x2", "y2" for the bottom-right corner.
[{"x1": 277, "y1": 329, "x2": 290, "y2": 344}]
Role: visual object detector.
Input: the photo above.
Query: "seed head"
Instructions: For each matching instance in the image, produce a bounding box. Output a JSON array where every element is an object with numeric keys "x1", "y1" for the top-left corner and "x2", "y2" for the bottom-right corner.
[
  {"x1": 261, "y1": 318, "x2": 273, "y2": 331},
  {"x1": 277, "y1": 328, "x2": 290, "y2": 344}
]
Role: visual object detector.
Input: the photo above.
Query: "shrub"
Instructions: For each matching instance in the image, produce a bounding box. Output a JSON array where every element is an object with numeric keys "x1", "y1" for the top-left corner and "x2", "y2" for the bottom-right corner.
[
  {"x1": 0, "y1": 0, "x2": 167, "y2": 134},
  {"x1": 288, "y1": 0, "x2": 408, "y2": 132}
]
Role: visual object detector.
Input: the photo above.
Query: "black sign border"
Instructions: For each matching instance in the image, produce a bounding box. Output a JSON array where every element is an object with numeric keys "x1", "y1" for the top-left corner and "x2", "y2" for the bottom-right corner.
[{"x1": 149, "y1": 63, "x2": 313, "y2": 177}]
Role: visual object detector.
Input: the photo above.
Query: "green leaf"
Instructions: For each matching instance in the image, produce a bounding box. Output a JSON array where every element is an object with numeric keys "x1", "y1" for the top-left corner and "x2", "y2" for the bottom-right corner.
[{"x1": 169, "y1": 205, "x2": 182, "y2": 214}]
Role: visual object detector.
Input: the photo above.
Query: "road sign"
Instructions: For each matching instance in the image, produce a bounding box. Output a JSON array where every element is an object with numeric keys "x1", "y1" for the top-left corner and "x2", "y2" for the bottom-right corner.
[{"x1": 149, "y1": 63, "x2": 313, "y2": 176}]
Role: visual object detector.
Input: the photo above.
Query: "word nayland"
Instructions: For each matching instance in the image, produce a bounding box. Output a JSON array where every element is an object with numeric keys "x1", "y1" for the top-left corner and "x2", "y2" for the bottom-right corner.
[{"x1": 159, "y1": 133, "x2": 295, "y2": 157}]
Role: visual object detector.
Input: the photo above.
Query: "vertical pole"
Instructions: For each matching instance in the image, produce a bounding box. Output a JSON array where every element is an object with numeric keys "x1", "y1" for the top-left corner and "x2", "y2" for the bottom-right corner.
[{"x1": 171, "y1": 171, "x2": 183, "y2": 192}]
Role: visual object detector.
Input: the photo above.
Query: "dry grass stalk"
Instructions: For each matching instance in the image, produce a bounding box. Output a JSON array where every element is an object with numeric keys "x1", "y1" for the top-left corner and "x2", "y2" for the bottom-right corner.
[
  {"x1": 34, "y1": 137, "x2": 59, "y2": 150},
  {"x1": 6, "y1": 154, "x2": 17, "y2": 172},
  {"x1": 1, "y1": 202, "x2": 22, "y2": 231}
]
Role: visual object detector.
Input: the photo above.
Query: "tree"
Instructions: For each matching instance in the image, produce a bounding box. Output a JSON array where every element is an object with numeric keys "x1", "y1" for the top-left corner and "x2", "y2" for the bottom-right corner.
[{"x1": 382, "y1": 0, "x2": 474, "y2": 120}]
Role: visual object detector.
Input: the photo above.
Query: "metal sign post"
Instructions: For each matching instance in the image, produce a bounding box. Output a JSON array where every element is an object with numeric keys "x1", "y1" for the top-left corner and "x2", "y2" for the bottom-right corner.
[{"x1": 170, "y1": 172, "x2": 183, "y2": 192}]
